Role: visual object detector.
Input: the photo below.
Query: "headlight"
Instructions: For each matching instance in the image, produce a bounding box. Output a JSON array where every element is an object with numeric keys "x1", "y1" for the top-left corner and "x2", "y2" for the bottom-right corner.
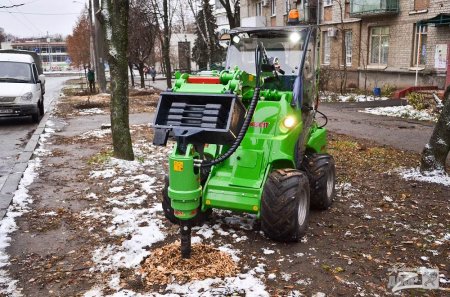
[
  {"x1": 18, "y1": 92, "x2": 33, "y2": 102},
  {"x1": 283, "y1": 116, "x2": 296, "y2": 128}
]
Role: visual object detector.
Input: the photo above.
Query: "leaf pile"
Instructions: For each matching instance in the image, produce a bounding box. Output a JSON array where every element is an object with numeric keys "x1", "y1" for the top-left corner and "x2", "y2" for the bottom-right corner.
[{"x1": 141, "y1": 242, "x2": 238, "y2": 286}]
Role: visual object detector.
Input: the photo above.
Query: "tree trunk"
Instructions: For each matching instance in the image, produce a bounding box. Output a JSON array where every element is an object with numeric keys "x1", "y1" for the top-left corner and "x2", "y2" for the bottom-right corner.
[
  {"x1": 129, "y1": 62, "x2": 135, "y2": 87},
  {"x1": 420, "y1": 87, "x2": 450, "y2": 173},
  {"x1": 138, "y1": 62, "x2": 145, "y2": 88},
  {"x1": 162, "y1": 0, "x2": 172, "y2": 88},
  {"x1": 105, "y1": 0, "x2": 134, "y2": 161},
  {"x1": 94, "y1": 0, "x2": 107, "y2": 93}
]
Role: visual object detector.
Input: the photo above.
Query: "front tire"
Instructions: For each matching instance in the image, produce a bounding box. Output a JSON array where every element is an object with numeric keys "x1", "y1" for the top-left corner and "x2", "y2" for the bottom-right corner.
[
  {"x1": 301, "y1": 154, "x2": 336, "y2": 210},
  {"x1": 31, "y1": 102, "x2": 42, "y2": 123},
  {"x1": 261, "y1": 169, "x2": 310, "y2": 242}
]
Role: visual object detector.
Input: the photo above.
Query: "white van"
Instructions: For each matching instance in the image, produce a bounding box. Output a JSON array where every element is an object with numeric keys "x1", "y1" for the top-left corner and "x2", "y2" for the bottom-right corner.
[{"x1": 0, "y1": 51, "x2": 46, "y2": 123}]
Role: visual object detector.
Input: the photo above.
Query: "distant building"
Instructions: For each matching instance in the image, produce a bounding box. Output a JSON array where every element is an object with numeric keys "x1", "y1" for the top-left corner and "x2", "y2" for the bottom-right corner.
[
  {"x1": 9, "y1": 38, "x2": 70, "y2": 71},
  {"x1": 240, "y1": 0, "x2": 450, "y2": 90}
]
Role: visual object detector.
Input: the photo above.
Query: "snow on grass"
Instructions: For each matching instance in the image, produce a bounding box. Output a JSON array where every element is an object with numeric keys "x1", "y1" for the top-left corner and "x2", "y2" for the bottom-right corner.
[
  {"x1": 0, "y1": 119, "x2": 56, "y2": 296},
  {"x1": 399, "y1": 167, "x2": 450, "y2": 186},
  {"x1": 78, "y1": 108, "x2": 105, "y2": 115},
  {"x1": 320, "y1": 92, "x2": 389, "y2": 103},
  {"x1": 361, "y1": 105, "x2": 437, "y2": 122},
  {"x1": 80, "y1": 129, "x2": 111, "y2": 139},
  {"x1": 262, "y1": 248, "x2": 275, "y2": 255},
  {"x1": 165, "y1": 270, "x2": 269, "y2": 297}
]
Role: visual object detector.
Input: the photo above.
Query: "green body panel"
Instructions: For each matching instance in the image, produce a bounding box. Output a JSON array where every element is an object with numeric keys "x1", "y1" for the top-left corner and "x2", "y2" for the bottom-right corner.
[
  {"x1": 306, "y1": 125, "x2": 327, "y2": 153},
  {"x1": 167, "y1": 68, "x2": 328, "y2": 216},
  {"x1": 168, "y1": 143, "x2": 201, "y2": 220}
]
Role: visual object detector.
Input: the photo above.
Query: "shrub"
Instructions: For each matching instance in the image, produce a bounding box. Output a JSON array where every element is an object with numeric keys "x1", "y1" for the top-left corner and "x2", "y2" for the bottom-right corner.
[
  {"x1": 382, "y1": 84, "x2": 396, "y2": 97},
  {"x1": 407, "y1": 92, "x2": 427, "y2": 110}
]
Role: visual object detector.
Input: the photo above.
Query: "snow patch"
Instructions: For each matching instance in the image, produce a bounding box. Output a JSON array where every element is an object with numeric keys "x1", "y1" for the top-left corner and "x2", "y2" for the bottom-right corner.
[
  {"x1": 361, "y1": 105, "x2": 437, "y2": 122},
  {"x1": 399, "y1": 167, "x2": 450, "y2": 187}
]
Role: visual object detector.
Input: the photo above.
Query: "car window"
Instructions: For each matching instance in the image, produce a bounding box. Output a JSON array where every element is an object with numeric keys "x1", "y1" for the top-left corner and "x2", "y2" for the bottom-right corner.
[{"x1": 0, "y1": 62, "x2": 33, "y2": 83}]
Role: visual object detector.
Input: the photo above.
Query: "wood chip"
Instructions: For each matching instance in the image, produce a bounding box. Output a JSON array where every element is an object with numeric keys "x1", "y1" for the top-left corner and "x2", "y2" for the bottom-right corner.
[{"x1": 140, "y1": 242, "x2": 238, "y2": 286}]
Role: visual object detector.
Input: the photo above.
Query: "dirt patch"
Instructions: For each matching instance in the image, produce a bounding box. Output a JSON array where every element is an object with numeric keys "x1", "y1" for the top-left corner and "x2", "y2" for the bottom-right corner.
[{"x1": 54, "y1": 87, "x2": 160, "y2": 118}]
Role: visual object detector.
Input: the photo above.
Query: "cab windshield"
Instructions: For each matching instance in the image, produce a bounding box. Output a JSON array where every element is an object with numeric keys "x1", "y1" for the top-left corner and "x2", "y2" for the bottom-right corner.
[
  {"x1": 225, "y1": 30, "x2": 307, "y2": 76},
  {"x1": 0, "y1": 62, "x2": 33, "y2": 83}
]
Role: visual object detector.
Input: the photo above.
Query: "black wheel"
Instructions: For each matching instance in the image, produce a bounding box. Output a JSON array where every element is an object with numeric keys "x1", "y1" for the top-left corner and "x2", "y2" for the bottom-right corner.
[
  {"x1": 39, "y1": 97, "x2": 45, "y2": 116},
  {"x1": 161, "y1": 175, "x2": 212, "y2": 226},
  {"x1": 31, "y1": 102, "x2": 42, "y2": 123},
  {"x1": 301, "y1": 154, "x2": 336, "y2": 210},
  {"x1": 261, "y1": 169, "x2": 310, "y2": 242}
]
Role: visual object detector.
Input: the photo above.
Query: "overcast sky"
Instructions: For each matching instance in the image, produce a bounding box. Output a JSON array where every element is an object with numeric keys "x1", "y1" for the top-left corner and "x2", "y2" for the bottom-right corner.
[{"x1": 0, "y1": 0, "x2": 85, "y2": 38}]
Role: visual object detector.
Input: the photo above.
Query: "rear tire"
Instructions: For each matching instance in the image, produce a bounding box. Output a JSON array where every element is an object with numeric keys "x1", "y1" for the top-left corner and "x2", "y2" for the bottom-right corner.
[
  {"x1": 261, "y1": 169, "x2": 310, "y2": 242},
  {"x1": 161, "y1": 175, "x2": 211, "y2": 226},
  {"x1": 301, "y1": 154, "x2": 336, "y2": 210}
]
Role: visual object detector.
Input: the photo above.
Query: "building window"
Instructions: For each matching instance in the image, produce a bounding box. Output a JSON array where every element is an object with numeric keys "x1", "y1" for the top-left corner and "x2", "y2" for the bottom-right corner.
[
  {"x1": 271, "y1": 0, "x2": 276, "y2": 16},
  {"x1": 256, "y1": 1, "x2": 262, "y2": 16},
  {"x1": 323, "y1": 32, "x2": 331, "y2": 65},
  {"x1": 345, "y1": 30, "x2": 352, "y2": 66},
  {"x1": 413, "y1": 25, "x2": 427, "y2": 65},
  {"x1": 284, "y1": 0, "x2": 290, "y2": 14},
  {"x1": 370, "y1": 26, "x2": 389, "y2": 65},
  {"x1": 324, "y1": 0, "x2": 333, "y2": 7}
]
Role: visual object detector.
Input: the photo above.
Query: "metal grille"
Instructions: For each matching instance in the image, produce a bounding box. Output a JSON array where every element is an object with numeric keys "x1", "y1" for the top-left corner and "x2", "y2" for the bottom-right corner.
[{"x1": 0, "y1": 97, "x2": 16, "y2": 103}]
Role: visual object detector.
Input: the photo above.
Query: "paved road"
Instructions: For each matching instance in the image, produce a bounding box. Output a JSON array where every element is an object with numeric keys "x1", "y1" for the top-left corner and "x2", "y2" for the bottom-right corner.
[
  {"x1": 0, "y1": 76, "x2": 74, "y2": 189},
  {"x1": 319, "y1": 101, "x2": 435, "y2": 153}
]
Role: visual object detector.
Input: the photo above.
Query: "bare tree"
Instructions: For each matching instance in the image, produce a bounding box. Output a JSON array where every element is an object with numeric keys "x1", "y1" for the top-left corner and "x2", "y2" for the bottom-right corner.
[
  {"x1": 334, "y1": 0, "x2": 347, "y2": 94},
  {"x1": 150, "y1": 0, "x2": 178, "y2": 88},
  {"x1": 218, "y1": 0, "x2": 239, "y2": 28},
  {"x1": 420, "y1": 87, "x2": 450, "y2": 174},
  {"x1": 101, "y1": 0, "x2": 134, "y2": 160},
  {"x1": 129, "y1": 0, "x2": 157, "y2": 88},
  {"x1": 188, "y1": 0, "x2": 211, "y2": 69}
]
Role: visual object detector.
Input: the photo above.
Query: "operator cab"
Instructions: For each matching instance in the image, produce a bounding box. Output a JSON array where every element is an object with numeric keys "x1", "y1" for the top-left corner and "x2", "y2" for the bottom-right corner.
[{"x1": 226, "y1": 27, "x2": 309, "y2": 92}]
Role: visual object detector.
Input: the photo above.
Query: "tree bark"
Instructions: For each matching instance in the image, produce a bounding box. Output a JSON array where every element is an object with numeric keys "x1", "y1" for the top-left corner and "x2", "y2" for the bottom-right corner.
[
  {"x1": 162, "y1": 0, "x2": 172, "y2": 88},
  {"x1": 129, "y1": 62, "x2": 135, "y2": 87},
  {"x1": 104, "y1": 0, "x2": 134, "y2": 161},
  {"x1": 420, "y1": 87, "x2": 450, "y2": 173}
]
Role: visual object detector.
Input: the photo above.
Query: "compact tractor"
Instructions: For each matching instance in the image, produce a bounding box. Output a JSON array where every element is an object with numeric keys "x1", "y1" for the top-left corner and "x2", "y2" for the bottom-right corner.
[{"x1": 153, "y1": 11, "x2": 336, "y2": 258}]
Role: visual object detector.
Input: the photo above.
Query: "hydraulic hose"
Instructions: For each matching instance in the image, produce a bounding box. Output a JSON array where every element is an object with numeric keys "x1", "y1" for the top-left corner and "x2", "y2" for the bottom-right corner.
[{"x1": 198, "y1": 43, "x2": 264, "y2": 168}]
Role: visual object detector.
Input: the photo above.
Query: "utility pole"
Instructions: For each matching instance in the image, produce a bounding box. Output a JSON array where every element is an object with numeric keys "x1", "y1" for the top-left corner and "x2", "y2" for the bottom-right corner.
[
  {"x1": 88, "y1": 0, "x2": 98, "y2": 79},
  {"x1": 93, "y1": 0, "x2": 106, "y2": 93}
]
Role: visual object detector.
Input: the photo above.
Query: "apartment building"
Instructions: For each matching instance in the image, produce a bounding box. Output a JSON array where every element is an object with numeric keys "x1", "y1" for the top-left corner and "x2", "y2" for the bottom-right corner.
[{"x1": 241, "y1": 0, "x2": 450, "y2": 90}]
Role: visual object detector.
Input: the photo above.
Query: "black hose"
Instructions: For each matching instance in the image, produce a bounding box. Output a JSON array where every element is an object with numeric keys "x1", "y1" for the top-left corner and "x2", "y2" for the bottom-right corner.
[
  {"x1": 315, "y1": 109, "x2": 328, "y2": 128},
  {"x1": 200, "y1": 43, "x2": 263, "y2": 168}
]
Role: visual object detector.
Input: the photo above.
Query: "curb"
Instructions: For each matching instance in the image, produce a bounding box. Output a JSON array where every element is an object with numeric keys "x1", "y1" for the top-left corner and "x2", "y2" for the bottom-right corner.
[{"x1": 0, "y1": 101, "x2": 56, "y2": 220}]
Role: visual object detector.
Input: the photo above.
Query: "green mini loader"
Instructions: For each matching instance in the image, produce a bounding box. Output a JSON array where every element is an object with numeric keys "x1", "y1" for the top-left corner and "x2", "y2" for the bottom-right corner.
[{"x1": 153, "y1": 18, "x2": 336, "y2": 258}]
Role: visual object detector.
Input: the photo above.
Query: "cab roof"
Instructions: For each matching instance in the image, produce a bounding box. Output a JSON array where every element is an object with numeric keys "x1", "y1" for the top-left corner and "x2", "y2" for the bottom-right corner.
[
  {"x1": 0, "y1": 53, "x2": 34, "y2": 63},
  {"x1": 229, "y1": 26, "x2": 313, "y2": 35}
]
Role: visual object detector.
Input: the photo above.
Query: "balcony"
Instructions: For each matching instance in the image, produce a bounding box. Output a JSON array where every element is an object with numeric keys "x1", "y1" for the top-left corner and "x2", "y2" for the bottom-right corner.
[{"x1": 350, "y1": 0, "x2": 399, "y2": 18}]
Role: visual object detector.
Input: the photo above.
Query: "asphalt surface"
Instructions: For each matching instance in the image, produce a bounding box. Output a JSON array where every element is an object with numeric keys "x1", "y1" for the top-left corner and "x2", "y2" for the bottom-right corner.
[
  {"x1": 0, "y1": 77, "x2": 74, "y2": 196},
  {"x1": 319, "y1": 100, "x2": 435, "y2": 154}
]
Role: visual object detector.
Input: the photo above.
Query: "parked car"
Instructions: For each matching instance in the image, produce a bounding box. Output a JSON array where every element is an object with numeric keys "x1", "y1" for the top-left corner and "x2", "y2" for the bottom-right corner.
[{"x1": 0, "y1": 50, "x2": 46, "y2": 123}]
